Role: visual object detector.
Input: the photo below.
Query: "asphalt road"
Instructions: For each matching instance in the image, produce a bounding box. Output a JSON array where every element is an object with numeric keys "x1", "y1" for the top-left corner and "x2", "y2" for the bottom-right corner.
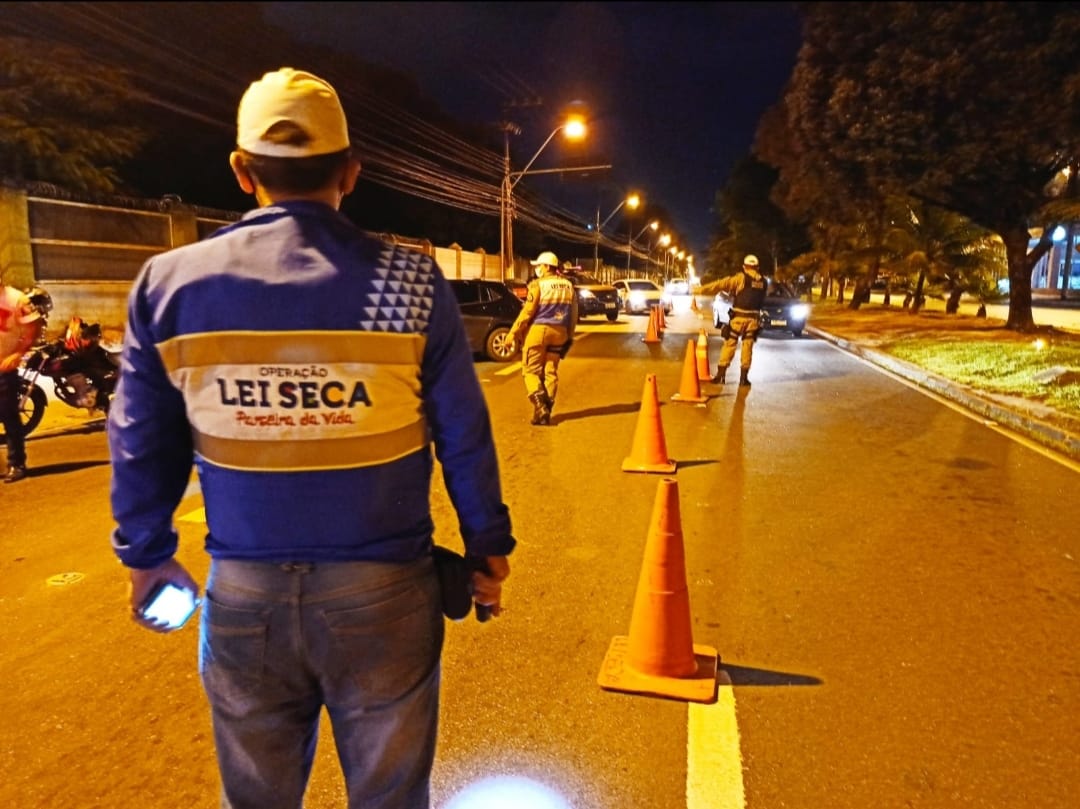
[{"x1": 3, "y1": 308, "x2": 1078, "y2": 808}]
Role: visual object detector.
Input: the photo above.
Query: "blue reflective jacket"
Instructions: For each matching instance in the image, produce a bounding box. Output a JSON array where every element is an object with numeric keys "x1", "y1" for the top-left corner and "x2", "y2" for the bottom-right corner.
[{"x1": 109, "y1": 201, "x2": 515, "y2": 568}]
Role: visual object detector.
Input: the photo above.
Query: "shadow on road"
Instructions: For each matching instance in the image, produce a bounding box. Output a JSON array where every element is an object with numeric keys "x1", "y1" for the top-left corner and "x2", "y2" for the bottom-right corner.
[
  {"x1": 720, "y1": 663, "x2": 823, "y2": 687},
  {"x1": 19, "y1": 459, "x2": 111, "y2": 478}
]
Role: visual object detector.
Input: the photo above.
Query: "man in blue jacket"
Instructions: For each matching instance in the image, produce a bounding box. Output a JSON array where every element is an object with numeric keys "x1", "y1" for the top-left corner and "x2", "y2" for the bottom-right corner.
[{"x1": 107, "y1": 67, "x2": 515, "y2": 809}]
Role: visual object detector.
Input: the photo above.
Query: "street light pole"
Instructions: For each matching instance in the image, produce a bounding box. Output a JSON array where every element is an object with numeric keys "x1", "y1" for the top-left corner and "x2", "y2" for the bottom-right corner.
[
  {"x1": 500, "y1": 118, "x2": 588, "y2": 279},
  {"x1": 628, "y1": 220, "x2": 659, "y2": 275},
  {"x1": 593, "y1": 193, "x2": 639, "y2": 275},
  {"x1": 656, "y1": 233, "x2": 672, "y2": 281}
]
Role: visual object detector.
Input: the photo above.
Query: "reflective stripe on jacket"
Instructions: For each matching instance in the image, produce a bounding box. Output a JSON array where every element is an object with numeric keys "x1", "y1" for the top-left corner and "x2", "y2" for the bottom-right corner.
[{"x1": 512, "y1": 273, "x2": 576, "y2": 336}]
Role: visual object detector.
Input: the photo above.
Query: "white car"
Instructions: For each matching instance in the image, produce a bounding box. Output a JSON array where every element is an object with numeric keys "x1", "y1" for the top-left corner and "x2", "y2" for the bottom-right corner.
[
  {"x1": 665, "y1": 277, "x2": 690, "y2": 296},
  {"x1": 612, "y1": 278, "x2": 673, "y2": 315}
]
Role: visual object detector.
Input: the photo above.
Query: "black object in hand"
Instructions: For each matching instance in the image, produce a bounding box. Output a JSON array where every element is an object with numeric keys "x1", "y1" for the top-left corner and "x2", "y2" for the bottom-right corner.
[
  {"x1": 431, "y1": 546, "x2": 494, "y2": 622},
  {"x1": 468, "y1": 556, "x2": 493, "y2": 623}
]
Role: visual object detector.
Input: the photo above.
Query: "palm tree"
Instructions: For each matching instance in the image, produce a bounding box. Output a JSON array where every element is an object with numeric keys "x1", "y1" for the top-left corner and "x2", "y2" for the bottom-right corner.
[{"x1": 883, "y1": 201, "x2": 998, "y2": 315}]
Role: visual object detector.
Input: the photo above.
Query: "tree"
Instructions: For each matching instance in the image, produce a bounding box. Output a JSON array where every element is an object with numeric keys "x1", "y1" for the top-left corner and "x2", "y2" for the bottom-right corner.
[
  {"x1": 0, "y1": 36, "x2": 145, "y2": 193},
  {"x1": 1, "y1": 3, "x2": 508, "y2": 249},
  {"x1": 706, "y1": 155, "x2": 809, "y2": 281},
  {"x1": 781, "y1": 2, "x2": 1080, "y2": 331},
  {"x1": 883, "y1": 199, "x2": 1004, "y2": 314}
]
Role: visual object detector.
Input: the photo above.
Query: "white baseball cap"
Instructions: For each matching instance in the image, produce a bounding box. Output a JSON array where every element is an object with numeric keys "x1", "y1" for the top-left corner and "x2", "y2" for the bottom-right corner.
[
  {"x1": 743, "y1": 254, "x2": 759, "y2": 267},
  {"x1": 237, "y1": 68, "x2": 350, "y2": 157},
  {"x1": 530, "y1": 251, "x2": 560, "y2": 267}
]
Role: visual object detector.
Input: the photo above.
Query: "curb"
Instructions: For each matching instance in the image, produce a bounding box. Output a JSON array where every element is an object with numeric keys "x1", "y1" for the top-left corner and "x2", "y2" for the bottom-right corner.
[{"x1": 808, "y1": 326, "x2": 1080, "y2": 464}]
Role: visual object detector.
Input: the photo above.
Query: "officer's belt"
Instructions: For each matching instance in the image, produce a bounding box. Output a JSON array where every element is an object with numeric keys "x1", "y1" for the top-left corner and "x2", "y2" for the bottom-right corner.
[{"x1": 731, "y1": 308, "x2": 761, "y2": 317}]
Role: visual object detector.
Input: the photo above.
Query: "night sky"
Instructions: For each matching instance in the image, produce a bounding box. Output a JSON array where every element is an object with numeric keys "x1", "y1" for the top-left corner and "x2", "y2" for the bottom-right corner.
[{"x1": 263, "y1": 1, "x2": 804, "y2": 260}]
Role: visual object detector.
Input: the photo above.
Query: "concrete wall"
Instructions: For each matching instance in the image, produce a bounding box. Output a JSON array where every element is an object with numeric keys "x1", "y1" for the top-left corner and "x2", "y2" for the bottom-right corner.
[{"x1": 0, "y1": 184, "x2": 504, "y2": 336}]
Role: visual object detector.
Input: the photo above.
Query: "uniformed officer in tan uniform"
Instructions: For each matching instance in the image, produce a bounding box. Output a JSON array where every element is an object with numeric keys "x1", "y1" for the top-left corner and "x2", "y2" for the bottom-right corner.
[
  {"x1": 700, "y1": 254, "x2": 767, "y2": 387},
  {"x1": 509, "y1": 251, "x2": 578, "y2": 425}
]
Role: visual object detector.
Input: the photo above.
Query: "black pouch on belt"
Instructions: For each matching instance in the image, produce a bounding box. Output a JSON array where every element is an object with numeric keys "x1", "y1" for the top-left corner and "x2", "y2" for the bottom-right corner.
[{"x1": 431, "y1": 545, "x2": 473, "y2": 620}]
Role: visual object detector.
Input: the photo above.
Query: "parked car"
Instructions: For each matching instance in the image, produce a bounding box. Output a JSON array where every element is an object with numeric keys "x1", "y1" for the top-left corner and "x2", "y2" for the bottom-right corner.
[
  {"x1": 448, "y1": 279, "x2": 523, "y2": 362},
  {"x1": 712, "y1": 280, "x2": 810, "y2": 337},
  {"x1": 565, "y1": 271, "x2": 620, "y2": 321},
  {"x1": 612, "y1": 278, "x2": 673, "y2": 315},
  {"x1": 505, "y1": 279, "x2": 530, "y2": 301}
]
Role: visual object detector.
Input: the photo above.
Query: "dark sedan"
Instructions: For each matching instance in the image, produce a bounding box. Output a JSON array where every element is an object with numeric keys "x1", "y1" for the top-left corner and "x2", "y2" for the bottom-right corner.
[
  {"x1": 565, "y1": 271, "x2": 620, "y2": 321},
  {"x1": 712, "y1": 280, "x2": 810, "y2": 337},
  {"x1": 448, "y1": 279, "x2": 523, "y2": 362}
]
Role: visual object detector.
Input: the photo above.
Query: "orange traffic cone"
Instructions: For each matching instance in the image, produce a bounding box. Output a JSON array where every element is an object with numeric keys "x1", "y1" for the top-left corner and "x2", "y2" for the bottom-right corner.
[
  {"x1": 622, "y1": 374, "x2": 676, "y2": 473},
  {"x1": 690, "y1": 295, "x2": 700, "y2": 314},
  {"x1": 598, "y1": 478, "x2": 719, "y2": 702},
  {"x1": 642, "y1": 307, "x2": 661, "y2": 344},
  {"x1": 656, "y1": 304, "x2": 667, "y2": 333},
  {"x1": 671, "y1": 339, "x2": 707, "y2": 404},
  {"x1": 695, "y1": 328, "x2": 711, "y2": 382}
]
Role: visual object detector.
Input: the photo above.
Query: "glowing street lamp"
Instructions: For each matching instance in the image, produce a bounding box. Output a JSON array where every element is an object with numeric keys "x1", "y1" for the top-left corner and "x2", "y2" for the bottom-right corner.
[{"x1": 500, "y1": 115, "x2": 588, "y2": 278}]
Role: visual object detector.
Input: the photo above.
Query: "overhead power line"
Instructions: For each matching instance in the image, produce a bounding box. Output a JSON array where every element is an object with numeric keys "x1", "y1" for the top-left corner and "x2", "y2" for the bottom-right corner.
[{"x1": 1, "y1": 2, "x2": 612, "y2": 250}]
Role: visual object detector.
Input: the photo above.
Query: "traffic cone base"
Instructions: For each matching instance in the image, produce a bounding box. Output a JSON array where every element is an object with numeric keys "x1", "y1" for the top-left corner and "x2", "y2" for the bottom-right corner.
[
  {"x1": 671, "y1": 339, "x2": 707, "y2": 404},
  {"x1": 622, "y1": 374, "x2": 676, "y2": 473},
  {"x1": 598, "y1": 635, "x2": 719, "y2": 703}
]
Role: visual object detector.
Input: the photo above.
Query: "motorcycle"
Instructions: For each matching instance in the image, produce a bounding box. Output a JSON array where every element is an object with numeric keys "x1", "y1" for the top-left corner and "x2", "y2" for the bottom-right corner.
[{"x1": 1, "y1": 315, "x2": 121, "y2": 439}]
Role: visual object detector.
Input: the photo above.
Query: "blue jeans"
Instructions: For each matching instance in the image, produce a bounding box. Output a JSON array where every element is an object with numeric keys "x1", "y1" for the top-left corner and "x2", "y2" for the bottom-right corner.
[{"x1": 199, "y1": 557, "x2": 444, "y2": 809}]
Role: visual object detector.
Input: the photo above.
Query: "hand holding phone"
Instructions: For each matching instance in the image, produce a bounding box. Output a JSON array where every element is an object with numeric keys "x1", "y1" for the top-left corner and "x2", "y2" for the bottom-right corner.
[{"x1": 139, "y1": 582, "x2": 201, "y2": 631}]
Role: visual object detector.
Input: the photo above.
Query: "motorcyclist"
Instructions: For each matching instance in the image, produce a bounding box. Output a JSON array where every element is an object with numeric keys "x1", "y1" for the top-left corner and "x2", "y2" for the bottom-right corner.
[{"x1": 1, "y1": 284, "x2": 47, "y2": 482}]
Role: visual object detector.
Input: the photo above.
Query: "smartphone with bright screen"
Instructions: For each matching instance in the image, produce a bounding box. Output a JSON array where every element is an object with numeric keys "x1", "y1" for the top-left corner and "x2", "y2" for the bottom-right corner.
[{"x1": 140, "y1": 583, "x2": 201, "y2": 631}]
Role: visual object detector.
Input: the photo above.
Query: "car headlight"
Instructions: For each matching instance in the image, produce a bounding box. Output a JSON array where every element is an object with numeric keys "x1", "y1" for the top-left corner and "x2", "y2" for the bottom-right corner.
[
  {"x1": 578, "y1": 289, "x2": 595, "y2": 300},
  {"x1": 629, "y1": 292, "x2": 646, "y2": 306},
  {"x1": 789, "y1": 304, "x2": 809, "y2": 320}
]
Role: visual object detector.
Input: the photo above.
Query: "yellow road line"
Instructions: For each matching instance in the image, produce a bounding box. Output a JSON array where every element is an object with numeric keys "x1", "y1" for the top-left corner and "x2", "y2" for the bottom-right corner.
[{"x1": 687, "y1": 686, "x2": 746, "y2": 808}]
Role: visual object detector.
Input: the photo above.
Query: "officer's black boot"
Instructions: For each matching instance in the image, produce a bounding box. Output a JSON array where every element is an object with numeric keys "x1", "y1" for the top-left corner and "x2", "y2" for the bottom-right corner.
[
  {"x1": 739, "y1": 368, "x2": 751, "y2": 387},
  {"x1": 710, "y1": 365, "x2": 727, "y2": 384},
  {"x1": 543, "y1": 394, "x2": 554, "y2": 424},
  {"x1": 529, "y1": 392, "x2": 549, "y2": 425}
]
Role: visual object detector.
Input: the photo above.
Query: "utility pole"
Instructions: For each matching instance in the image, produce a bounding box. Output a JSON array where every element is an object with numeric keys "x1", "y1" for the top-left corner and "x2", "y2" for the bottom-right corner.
[
  {"x1": 499, "y1": 121, "x2": 521, "y2": 279},
  {"x1": 497, "y1": 97, "x2": 542, "y2": 280}
]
